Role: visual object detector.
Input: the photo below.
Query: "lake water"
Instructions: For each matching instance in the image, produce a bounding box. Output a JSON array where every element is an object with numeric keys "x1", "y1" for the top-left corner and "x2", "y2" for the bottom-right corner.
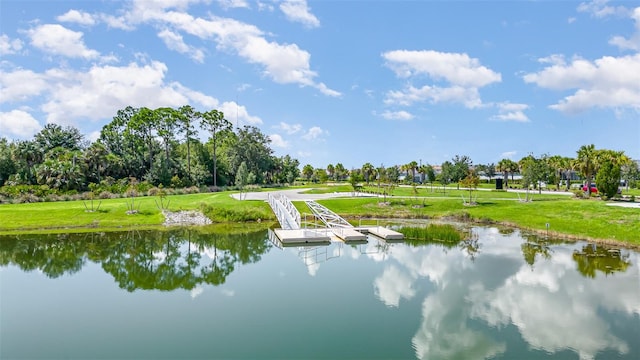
[{"x1": 1, "y1": 225, "x2": 639, "y2": 359}]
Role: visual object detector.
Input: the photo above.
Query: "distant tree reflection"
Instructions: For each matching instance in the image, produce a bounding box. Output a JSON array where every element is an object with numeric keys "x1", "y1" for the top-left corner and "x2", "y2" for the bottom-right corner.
[
  {"x1": 572, "y1": 244, "x2": 631, "y2": 278},
  {"x1": 0, "y1": 227, "x2": 271, "y2": 291}
]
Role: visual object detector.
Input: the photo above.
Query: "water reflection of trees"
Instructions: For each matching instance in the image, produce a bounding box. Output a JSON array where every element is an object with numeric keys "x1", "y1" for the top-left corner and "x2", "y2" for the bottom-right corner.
[
  {"x1": 0, "y1": 227, "x2": 271, "y2": 291},
  {"x1": 572, "y1": 244, "x2": 631, "y2": 278}
]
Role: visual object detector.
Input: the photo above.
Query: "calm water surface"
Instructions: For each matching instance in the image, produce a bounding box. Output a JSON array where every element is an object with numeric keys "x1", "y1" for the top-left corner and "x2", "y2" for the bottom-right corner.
[{"x1": 1, "y1": 225, "x2": 639, "y2": 359}]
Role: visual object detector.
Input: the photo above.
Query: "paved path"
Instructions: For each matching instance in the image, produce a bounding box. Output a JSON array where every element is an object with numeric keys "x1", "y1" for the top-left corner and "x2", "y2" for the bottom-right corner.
[
  {"x1": 231, "y1": 189, "x2": 375, "y2": 201},
  {"x1": 606, "y1": 202, "x2": 640, "y2": 208}
]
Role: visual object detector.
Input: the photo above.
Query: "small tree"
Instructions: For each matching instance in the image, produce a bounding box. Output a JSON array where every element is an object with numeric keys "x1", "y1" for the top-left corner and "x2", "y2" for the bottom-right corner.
[
  {"x1": 235, "y1": 162, "x2": 248, "y2": 200},
  {"x1": 459, "y1": 170, "x2": 479, "y2": 205},
  {"x1": 595, "y1": 160, "x2": 621, "y2": 199}
]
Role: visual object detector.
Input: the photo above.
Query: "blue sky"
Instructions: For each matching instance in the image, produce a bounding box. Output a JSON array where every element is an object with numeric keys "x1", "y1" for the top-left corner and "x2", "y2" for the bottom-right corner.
[{"x1": 1, "y1": 0, "x2": 639, "y2": 169}]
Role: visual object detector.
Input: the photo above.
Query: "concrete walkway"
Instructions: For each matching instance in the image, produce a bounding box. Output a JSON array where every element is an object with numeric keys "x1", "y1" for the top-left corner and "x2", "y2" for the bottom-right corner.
[{"x1": 231, "y1": 189, "x2": 376, "y2": 201}]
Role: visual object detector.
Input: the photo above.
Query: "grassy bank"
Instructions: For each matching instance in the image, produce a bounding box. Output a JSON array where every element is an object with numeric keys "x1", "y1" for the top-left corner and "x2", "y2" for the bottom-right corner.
[
  {"x1": 1, "y1": 188, "x2": 638, "y2": 247},
  {"x1": 0, "y1": 191, "x2": 275, "y2": 234},
  {"x1": 303, "y1": 197, "x2": 639, "y2": 246}
]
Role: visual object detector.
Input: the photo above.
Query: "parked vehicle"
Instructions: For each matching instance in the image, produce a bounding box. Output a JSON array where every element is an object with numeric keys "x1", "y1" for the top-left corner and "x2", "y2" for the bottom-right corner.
[{"x1": 582, "y1": 183, "x2": 598, "y2": 193}]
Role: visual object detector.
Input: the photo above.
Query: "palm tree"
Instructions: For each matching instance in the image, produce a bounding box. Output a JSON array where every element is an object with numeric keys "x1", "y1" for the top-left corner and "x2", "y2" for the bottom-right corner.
[
  {"x1": 497, "y1": 158, "x2": 512, "y2": 189},
  {"x1": 362, "y1": 162, "x2": 375, "y2": 185},
  {"x1": 575, "y1": 144, "x2": 597, "y2": 196},
  {"x1": 326, "y1": 164, "x2": 335, "y2": 180},
  {"x1": 408, "y1": 161, "x2": 418, "y2": 183},
  {"x1": 547, "y1": 155, "x2": 565, "y2": 190}
]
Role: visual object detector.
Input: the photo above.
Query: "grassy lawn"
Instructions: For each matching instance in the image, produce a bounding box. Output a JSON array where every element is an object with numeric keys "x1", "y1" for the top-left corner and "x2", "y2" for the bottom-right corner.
[
  {"x1": 0, "y1": 191, "x2": 274, "y2": 233},
  {"x1": 1, "y1": 188, "x2": 639, "y2": 247},
  {"x1": 294, "y1": 196, "x2": 640, "y2": 245}
]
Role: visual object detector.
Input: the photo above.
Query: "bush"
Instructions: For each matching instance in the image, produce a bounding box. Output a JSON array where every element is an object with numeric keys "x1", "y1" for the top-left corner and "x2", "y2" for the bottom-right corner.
[
  {"x1": 17, "y1": 193, "x2": 41, "y2": 203},
  {"x1": 99, "y1": 191, "x2": 116, "y2": 199},
  {"x1": 184, "y1": 186, "x2": 200, "y2": 194}
]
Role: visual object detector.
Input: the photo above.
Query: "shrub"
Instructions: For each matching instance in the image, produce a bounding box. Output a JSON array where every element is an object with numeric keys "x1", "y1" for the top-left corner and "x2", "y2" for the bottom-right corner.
[
  {"x1": 99, "y1": 191, "x2": 116, "y2": 199},
  {"x1": 147, "y1": 187, "x2": 161, "y2": 197},
  {"x1": 184, "y1": 186, "x2": 200, "y2": 194},
  {"x1": 17, "y1": 193, "x2": 40, "y2": 203}
]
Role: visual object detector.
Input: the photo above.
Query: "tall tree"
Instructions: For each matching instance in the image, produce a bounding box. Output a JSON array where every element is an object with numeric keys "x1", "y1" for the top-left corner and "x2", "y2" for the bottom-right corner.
[
  {"x1": 334, "y1": 163, "x2": 346, "y2": 181},
  {"x1": 84, "y1": 142, "x2": 109, "y2": 184},
  {"x1": 595, "y1": 159, "x2": 621, "y2": 199},
  {"x1": 128, "y1": 107, "x2": 158, "y2": 174},
  {"x1": 178, "y1": 105, "x2": 200, "y2": 184},
  {"x1": 326, "y1": 164, "x2": 335, "y2": 180},
  {"x1": 302, "y1": 164, "x2": 314, "y2": 181},
  {"x1": 440, "y1": 161, "x2": 454, "y2": 193},
  {"x1": 34, "y1": 123, "x2": 84, "y2": 153},
  {"x1": 362, "y1": 162, "x2": 375, "y2": 185},
  {"x1": 408, "y1": 160, "x2": 418, "y2": 183},
  {"x1": 497, "y1": 159, "x2": 511, "y2": 189},
  {"x1": 227, "y1": 126, "x2": 272, "y2": 184},
  {"x1": 201, "y1": 110, "x2": 231, "y2": 187},
  {"x1": 0, "y1": 138, "x2": 16, "y2": 186},
  {"x1": 155, "y1": 107, "x2": 180, "y2": 184},
  {"x1": 451, "y1": 155, "x2": 472, "y2": 189},
  {"x1": 575, "y1": 144, "x2": 597, "y2": 196}
]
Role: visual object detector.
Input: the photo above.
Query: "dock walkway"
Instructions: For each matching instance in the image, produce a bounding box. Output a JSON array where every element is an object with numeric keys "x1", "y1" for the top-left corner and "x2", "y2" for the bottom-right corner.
[{"x1": 268, "y1": 194, "x2": 403, "y2": 245}]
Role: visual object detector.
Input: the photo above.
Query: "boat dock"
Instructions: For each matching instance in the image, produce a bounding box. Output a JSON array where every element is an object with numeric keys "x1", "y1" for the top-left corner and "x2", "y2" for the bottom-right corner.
[{"x1": 268, "y1": 194, "x2": 402, "y2": 245}]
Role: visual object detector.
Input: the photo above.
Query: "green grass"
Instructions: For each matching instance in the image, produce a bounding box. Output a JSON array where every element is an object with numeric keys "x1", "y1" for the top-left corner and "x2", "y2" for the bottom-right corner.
[
  {"x1": 1, "y1": 187, "x2": 639, "y2": 246},
  {"x1": 0, "y1": 191, "x2": 275, "y2": 233},
  {"x1": 305, "y1": 197, "x2": 640, "y2": 245}
]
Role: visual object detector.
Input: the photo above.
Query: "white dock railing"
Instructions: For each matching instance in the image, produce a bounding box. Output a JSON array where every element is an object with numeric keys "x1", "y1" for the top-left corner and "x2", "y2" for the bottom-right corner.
[{"x1": 267, "y1": 193, "x2": 300, "y2": 230}]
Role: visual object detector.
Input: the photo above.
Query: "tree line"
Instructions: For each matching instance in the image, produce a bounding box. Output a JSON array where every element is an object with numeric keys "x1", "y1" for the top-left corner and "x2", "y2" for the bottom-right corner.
[
  {"x1": 303, "y1": 145, "x2": 639, "y2": 199},
  {"x1": 0, "y1": 105, "x2": 300, "y2": 197}
]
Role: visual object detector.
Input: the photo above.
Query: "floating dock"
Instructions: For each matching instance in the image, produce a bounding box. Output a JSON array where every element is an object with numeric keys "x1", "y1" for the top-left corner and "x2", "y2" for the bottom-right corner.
[
  {"x1": 273, "y1": 228, "x2": 331, "y2": 246},
  {"x1": 363, "y1": 226, "x2": 404, "y2": 241},
  {"x1": 331, "y1": 227, "x2": 368, "y2": 242},
  {"x1": 267, "y1": 195, "x2": 403, "y2": 245}
]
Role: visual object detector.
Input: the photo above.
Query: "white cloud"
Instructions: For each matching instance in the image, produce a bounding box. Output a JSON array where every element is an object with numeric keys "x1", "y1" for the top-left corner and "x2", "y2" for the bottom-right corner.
[
  {"x1": 217, "y1": 0, "x2": 250, "y2": 9},
  {"x1": 0, "y1": 110, "x2": 42, "y2": 138},
  {"x1": 382, "y1": 50, "x2": 498, "y2": 109},
  {"x1": 500, "y1": 151, "x2": 517, "y2": 159},
  {"x1": 297, "y1": 151, "x2": 311, "y2": 158},
  {"x1": 57, "y1": 9, "x2": 97, "y2": 26},
  {"x1": 302, "y1": 126, "x2": 327, "y2": 140},
  {"x1": 27, "y1": 24, "x2": 99, "y2": 59},
  {"x1": 577, "y1": 0, "x2": 630, "y2": 18},
  {"x1": 385, "y1": 85, "x2": 482, "y2": 108},
  {"x1": 190, "y1": 285, "x2": 204, "y2": 299},
  {"x1": 374, "y1": 265, "x2": 416, "y2": 307},
  {"x1": 382, "y1": 50, "x2": 501, "y2": 87},
  {"x1": 609, "y1": 7, "x2": 640, "y2": 51},
  {"x1": 257, "y1": 1, "x2": 275, "y2": 12},
  {"x1": 219, "y1": 101, "x2": 263, "y2": 125},
  {"x1": 269, "y1": 133, "x2": 289, "y2": 148},
  {"x1": 157, "y1": 29, "x2": 205, "y2": 62},
  {"x1": 379, "y1": 110, "x2": 414, "y2": 121},
  {"x1": 523, "y1": 54, "x2": 640, "y2": 113},
  {"x1": 0, "y1": 34, "x2": 23, "y2": 55},
  {"x1": 277, "y1": 122, "x2": 302, "y2": 134},
  {"x1": 128, "y1": 9, "x2": 338, "y2": 96},
  {"x1": 492, "y1": 103, "x2": 530, "y2": 122},
  {"x1": 0, "y1": 69, "x2": 49, "y2": 103},
  {"x1": 279, "y1": 0, "x2": 320, "y2": 28},
  {"x1": 72, "y1": 1, "x2": 337, "y2": 96}
]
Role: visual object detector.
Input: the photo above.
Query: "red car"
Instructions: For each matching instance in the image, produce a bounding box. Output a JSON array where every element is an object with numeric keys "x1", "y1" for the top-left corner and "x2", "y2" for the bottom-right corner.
[{"x1": 582, "y1": 183, "x2": 598, "y2": 193}]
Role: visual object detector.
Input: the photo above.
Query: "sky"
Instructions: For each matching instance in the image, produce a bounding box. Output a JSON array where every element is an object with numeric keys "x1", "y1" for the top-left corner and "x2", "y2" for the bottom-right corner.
[{"x1": 0, "y1": 0, "x2": 639, "y2": 170}]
